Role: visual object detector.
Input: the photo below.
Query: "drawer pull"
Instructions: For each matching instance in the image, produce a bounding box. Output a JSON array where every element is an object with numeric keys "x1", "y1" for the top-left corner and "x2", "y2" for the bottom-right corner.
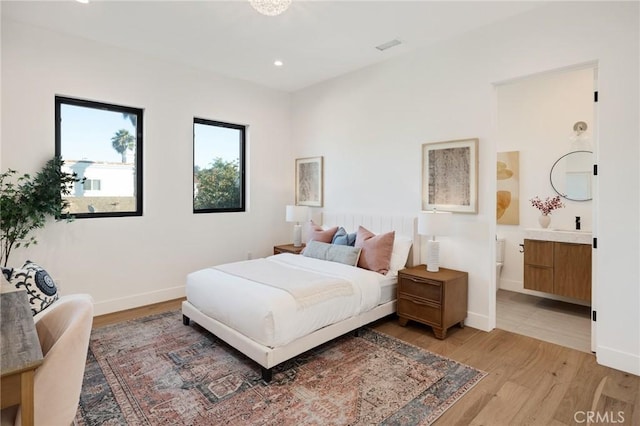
[
  {"x1": 405, "y1": 276, "x2": 440, "y2": 286},
  {"x1": 398, "y1": 295, "x2": 439, "y2": 307}
]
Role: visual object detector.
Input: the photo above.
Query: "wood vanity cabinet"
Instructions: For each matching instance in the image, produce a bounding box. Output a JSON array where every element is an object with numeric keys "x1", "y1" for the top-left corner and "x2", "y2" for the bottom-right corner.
[{"x1": 523, "y1": 239, "x2": 591, "y2": 302}]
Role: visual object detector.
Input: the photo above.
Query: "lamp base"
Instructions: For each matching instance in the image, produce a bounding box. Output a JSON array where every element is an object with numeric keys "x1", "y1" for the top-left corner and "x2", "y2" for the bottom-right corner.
[
  {"x1": 426, "y1": 240, "x2": 440, "y2": 272},
  {"x1": 293, "y1": 224, "x2": 302, "y2": 247}
]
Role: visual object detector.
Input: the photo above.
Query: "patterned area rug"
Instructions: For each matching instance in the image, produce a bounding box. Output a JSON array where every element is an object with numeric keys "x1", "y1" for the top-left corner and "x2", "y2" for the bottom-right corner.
[{"x1": 76, "y1": 311, "x2": 486, "y2": 425}]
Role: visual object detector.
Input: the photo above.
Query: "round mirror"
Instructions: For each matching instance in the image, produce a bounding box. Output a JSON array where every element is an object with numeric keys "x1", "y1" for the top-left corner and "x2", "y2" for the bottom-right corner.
[{"x1": 550, "y1": 150, "x2": 593, "y2": 201}]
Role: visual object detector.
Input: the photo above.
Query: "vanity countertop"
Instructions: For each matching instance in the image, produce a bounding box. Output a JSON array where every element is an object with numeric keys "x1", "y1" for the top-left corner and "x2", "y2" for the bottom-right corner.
[{"x1": 524, "y1": 228, "x2": 592, "y2": 245}]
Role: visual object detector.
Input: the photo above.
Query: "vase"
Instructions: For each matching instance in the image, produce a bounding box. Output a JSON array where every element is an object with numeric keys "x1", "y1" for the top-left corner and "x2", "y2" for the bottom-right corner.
[{"x1": 538, "y1": 214, "x2": 551, "y2": 228}]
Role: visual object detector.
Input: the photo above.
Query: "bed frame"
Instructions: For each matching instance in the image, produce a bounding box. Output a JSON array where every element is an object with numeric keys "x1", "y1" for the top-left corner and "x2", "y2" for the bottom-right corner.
[{"x1": 182, "y1": 213, "x2": 418, "y2": 382}]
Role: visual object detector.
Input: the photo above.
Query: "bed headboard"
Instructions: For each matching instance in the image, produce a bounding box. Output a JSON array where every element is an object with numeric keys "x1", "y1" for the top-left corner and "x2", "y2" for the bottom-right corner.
[{"x1": 320, "y1": 212, "x2": 420, "y2": 267}]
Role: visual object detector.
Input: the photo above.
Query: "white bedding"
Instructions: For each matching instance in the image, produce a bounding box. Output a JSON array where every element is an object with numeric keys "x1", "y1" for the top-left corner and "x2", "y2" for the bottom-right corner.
[{"x1": 185, "y1": 253, "x2": 386, "y2": 348}]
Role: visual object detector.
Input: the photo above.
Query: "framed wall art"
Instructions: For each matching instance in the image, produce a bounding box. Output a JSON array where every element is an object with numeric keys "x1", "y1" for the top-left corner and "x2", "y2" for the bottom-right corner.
[
  {"x1": 422, "y1": 138, "x2": 478, "y2": 213},
  {"x1": 295, "y1": 156, "x2": 323, "y2": 207},
  {"x1": 496, "y1": 151, "x2": 519, "y2": 225}
]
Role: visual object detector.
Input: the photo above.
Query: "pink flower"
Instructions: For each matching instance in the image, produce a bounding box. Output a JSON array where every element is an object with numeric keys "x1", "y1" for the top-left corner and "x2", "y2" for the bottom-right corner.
[{"x1": 530, "y1": 195, "x2": 564, "y2": 215}]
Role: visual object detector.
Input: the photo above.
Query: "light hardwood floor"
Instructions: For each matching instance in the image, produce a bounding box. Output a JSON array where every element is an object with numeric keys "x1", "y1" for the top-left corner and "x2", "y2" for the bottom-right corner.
[
  {"x1": 496, "y1": 289, "x2": 591, "y2": 353},
  {"x1": 93, "y1": 299, "x2": 639, "y2": 425}
]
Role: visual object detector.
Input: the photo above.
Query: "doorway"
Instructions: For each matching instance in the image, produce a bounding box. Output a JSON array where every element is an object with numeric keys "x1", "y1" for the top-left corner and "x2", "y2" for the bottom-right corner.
[{"x1": 493, "y1": 64, "x2": 597, "y2": 353}]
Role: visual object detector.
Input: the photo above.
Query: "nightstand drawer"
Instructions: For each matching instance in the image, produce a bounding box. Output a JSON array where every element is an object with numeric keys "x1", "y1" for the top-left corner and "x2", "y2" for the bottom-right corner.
[
  {"x1": 397, "y1": 295, "x2": 442, "y2": 326},
  {"x1": 398, "y1": 276, "x2": 442, "y2": 303}
]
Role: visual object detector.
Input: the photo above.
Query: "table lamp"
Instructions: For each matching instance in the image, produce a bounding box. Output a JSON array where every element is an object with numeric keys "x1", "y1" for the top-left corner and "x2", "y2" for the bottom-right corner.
[
  {"x1": 285, "y1": 205, "x2": 309, "y2": 247},
  {"x1": 418, "y1": 210, "x2": 453, "y2": 272}
]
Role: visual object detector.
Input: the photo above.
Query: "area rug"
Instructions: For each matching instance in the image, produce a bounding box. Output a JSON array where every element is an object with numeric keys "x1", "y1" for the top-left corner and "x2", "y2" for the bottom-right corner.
[{"x1": 76, "y1": 310, "x2": 486, "y2": 425}]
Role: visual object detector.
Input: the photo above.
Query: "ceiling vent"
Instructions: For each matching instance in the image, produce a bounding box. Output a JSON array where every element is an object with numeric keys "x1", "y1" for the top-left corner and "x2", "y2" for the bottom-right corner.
[{"x1": 375, "y1": 39, "x2": 402, "y2": 51}]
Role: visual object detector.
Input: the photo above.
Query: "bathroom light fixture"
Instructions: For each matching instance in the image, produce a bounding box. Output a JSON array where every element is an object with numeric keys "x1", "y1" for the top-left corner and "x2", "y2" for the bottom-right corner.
[
  {"x1": 249, "y1": 0, "x2": 292, "y2": 16},
  {"x1": 274, "y1": 60, "x2": 284, "y2": 67},
  {"x1": 569, "y1": 121, "x2": 592, "y2": 150},
  {"x1": 286, "y1": 205, "x2": 309, "y2": 247},
  {"x1": 418, "y1": 210, "x2": 452, "y2": 272}
]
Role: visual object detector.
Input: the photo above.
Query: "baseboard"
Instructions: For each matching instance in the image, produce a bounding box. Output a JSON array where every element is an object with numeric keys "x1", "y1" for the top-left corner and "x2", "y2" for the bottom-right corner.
[
  {"x1": 497, "y1": 278, "x2": 522, "y2": 292},
  {"x1": 596, "y1": 345, "x2": 640, "y2": 376},
  {"x1": 498, "y1": 279, "x2": 590, "y2": 307},
  {"x1": 93, "y1": 286, "x2": 186, "y2": 316},
  {"x1": 465, "y1": 310, "x2": 491, "y2": 332}
]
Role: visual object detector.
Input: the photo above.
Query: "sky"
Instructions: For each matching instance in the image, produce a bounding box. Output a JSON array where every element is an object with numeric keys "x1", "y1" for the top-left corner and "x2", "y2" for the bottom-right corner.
[
  {"x1": 193, "y1": 123, "x2": 241, "y2": 169},
  {"x1": 60, "y1": 104, "x2": 135, "y2": 163},
  {"x1": 61, "y1": 103, "x2": 240, "y2": 168}
]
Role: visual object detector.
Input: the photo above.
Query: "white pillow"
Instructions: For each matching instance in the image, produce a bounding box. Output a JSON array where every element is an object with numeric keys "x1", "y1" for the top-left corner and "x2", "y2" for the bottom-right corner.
[{"x1": 389, "y1": 235, "x2": 413, "y2": 275}]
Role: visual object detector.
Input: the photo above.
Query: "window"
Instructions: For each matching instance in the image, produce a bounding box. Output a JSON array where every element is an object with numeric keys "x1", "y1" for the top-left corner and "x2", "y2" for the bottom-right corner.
[
  {"x1": 83, "y1": 179, "x2": 101, "y2": 191},
  {"x1": 193, "y1": 118, "x2": 245, "y2": 213},
  {"x1": 55, "y1": 96, "x2": 143, "y2": 218}
]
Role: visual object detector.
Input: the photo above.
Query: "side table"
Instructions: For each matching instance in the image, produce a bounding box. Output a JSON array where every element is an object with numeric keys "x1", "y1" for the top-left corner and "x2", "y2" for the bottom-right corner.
[{"x1": 397, "y1": 265, "x2": 468, "y2": 339}]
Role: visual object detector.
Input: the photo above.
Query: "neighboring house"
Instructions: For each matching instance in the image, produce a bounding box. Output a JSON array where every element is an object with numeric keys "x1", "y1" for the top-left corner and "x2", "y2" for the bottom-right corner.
[{"x1": 63, "y1": 160, "x2": 135, "y2": 198}]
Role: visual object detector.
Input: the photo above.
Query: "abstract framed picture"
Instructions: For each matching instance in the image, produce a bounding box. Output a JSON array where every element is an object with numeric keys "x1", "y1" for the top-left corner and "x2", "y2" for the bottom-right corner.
[
  {"x1": 497, "y1": 151, "x2": 520, "y2": 225},
  {"x1": 295, "y1": 156, "x2": 323, "y2": 207},
  {"x1": 422, "y1": 138, "x2": 478, "y2": 213}
]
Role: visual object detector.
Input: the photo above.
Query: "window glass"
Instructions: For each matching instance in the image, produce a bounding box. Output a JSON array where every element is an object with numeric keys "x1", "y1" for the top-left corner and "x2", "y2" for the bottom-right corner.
[
  {"x1": 193, "y1": 118, "x2": 245, "y2": 213},
  {"x1": 55, "y1": 96, "x2": 143, "y2": 217}
]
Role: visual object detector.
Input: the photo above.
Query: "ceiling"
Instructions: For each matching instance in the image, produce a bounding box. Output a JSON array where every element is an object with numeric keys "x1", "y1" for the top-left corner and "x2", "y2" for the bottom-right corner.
[{"x1": 2, "y1": 1, "x2": 545, "y2": 92}]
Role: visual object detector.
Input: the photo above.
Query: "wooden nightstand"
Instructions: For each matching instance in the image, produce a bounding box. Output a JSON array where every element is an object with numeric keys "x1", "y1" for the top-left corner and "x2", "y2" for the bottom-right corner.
[
  {"x1": 273, "y1": 243, "x2": 305, "y2": 255},
  {"x1": 397, "y1": 265, "x2": 468, "y2": 339}
]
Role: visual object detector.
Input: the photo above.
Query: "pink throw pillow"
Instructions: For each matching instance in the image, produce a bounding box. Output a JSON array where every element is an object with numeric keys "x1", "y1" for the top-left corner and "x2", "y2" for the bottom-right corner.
[
  {"x1": 354, "y1": 226, "x2": 395, "y2": 274},
  {"x1": 308, "y1": 221, "x2": 338, "y2": 243}
]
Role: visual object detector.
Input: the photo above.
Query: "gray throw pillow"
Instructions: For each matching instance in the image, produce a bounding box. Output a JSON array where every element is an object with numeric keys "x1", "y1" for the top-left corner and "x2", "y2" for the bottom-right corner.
[{"x1": 302, "y1": 240, "x2": 361, "y2": 266}]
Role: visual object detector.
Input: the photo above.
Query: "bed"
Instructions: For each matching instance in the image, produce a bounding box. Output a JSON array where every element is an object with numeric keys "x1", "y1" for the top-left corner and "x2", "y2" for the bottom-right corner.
[{"x1": 181, "y1": 213, "x2": 419, "y2": 382}]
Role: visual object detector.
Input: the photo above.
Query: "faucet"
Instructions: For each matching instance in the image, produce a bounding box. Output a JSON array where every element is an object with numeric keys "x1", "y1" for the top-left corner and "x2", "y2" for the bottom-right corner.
[{"x1": 575, "y1": 216, "x2": 581, "y2": 230}]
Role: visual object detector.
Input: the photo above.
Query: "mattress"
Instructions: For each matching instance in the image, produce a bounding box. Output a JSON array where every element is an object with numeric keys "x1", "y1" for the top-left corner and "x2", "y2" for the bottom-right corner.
[
  {"x1": 379, "y1": 274, "x2": 398, "y2": 304},
  {"x1": 186, "y1": 253, "x2": 390, "y2": 348}
]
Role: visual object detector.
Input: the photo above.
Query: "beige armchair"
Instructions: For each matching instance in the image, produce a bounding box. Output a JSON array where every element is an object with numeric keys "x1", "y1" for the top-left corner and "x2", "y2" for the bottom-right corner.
[{"x1": 1, "y1": 294, "x2": 94, "y2": 426}]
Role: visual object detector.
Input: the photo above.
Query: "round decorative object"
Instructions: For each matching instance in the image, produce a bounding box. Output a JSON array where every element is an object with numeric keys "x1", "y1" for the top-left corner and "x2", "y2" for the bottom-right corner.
[
  {"x1": 34, "y1": 268, "x2": 57, "y2": 296},
  {"x1": 538, "y1": 215, "x2": 551, "y2": 229}
]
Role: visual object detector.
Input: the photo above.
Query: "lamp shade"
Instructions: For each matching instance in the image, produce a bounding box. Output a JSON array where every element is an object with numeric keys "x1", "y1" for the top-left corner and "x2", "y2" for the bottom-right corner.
[
  {"x1": 285, "y1": 205, "x2": 308, "y2": 223},
  {"x1": 418, "y1": 210, "x2": 452, "y2": 237}
]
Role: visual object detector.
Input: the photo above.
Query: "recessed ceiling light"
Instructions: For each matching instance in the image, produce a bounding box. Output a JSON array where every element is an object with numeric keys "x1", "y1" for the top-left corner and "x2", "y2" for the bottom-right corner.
[
  {"x1": 274, "y1": 60, "x2": 284, "y2": 67},
  {"x1": 76, "y1": 0, "x2": 90, "y2": 4}
]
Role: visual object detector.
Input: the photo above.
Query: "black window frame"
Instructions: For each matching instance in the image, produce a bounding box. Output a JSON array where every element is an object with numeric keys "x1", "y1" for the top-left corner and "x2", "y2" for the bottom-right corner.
[
  {"x1": 193, "y1": 118, "x2": 246, "y2": 214},
  {"x1": 55, "y1": 96, "x2": 143, "y2": 219}
]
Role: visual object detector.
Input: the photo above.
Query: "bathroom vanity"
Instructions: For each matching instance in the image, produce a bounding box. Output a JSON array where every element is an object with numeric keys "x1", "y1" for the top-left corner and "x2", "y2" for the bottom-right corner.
[{"x1": 523, "y1": 229, "x2": 592, "y2": 302}]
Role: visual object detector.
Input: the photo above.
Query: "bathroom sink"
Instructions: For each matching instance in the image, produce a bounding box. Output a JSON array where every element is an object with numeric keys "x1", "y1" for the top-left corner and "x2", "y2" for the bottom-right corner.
[{"x1": 524, "y1": 228, "x2": 592, "y2": 244}]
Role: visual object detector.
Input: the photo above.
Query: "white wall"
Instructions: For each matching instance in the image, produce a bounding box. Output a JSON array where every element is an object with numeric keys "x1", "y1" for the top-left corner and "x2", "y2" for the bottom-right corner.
[
  {"x1": 1, "y1": 20, "x2": 293, "y2": 315},
  {"x1": 496, "y1": 66, "x2": 594, "y2": 299},
  {"x1": 291, "y1": 2, "x2": 639, "y2": 374}
]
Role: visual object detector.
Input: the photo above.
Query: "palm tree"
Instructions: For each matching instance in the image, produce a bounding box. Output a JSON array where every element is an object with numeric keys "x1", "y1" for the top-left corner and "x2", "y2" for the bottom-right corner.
[{"x1": 111, "y1": 129, "x2": 135, "y2": 163}]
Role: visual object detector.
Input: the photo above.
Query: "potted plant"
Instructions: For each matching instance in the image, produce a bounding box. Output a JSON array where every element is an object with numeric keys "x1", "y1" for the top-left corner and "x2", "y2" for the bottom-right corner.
[
  {"x1": 0, "y1": 156, "x2": 81, "y2": 267},
  {"x1": 529, "y1": 195, "x2": 565, "y2": 228}
]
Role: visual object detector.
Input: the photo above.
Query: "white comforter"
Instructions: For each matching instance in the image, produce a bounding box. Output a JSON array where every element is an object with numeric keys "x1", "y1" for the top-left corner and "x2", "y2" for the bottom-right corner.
[{"x1": 186, "y1": 253, "x2": 383, "y2": 348}]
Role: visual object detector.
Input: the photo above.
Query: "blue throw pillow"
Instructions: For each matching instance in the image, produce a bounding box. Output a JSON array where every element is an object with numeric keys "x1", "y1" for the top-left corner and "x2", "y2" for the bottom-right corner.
[{"x1": 331, "y1": 227, "x2": 357, "y2": 246}]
